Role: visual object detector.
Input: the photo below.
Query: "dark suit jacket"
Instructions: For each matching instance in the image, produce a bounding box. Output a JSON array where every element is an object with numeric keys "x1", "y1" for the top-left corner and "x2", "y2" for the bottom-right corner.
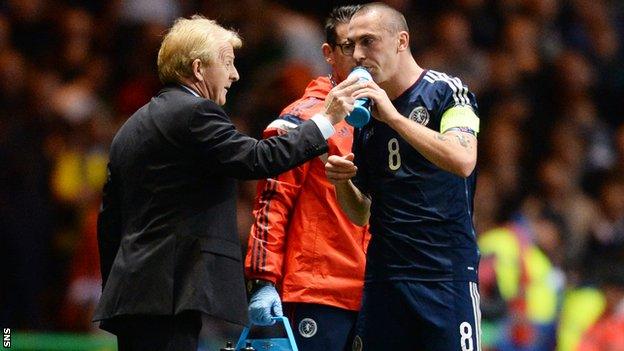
[{"x1": 93, "y1": 85, "x2": 328, "y2": 328}]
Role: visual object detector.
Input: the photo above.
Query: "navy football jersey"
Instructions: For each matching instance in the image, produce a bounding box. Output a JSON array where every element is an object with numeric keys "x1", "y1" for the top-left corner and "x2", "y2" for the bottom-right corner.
[{"x1": 353, "y1": 70, "x2": 480, "y2": 282}]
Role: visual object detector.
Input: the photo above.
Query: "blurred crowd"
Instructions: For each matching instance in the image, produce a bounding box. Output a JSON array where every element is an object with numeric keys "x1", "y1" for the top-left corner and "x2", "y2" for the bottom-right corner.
[{"x1": 0, "y1": 0, "x2": 622, "y2": 350}]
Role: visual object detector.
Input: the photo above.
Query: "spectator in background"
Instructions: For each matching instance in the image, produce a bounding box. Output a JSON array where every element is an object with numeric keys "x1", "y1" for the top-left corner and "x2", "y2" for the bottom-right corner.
[
  {"x1": 473, "y1": 170, "x2": 500, "y2": 235},
  {"x1": 522, "y1": 0, "x2": 564, "y2": 62},
  {"x1": 6, "y1": 0, "x2": 57, "y2": 64},
  {"x1": 535, "y1": 156, "x2": 597, "y2": 270},
  {"x1": 577, "y1": 263, "x2": 624, "y2": 351},
  {"x1": 479, "y1": 109, "x2": 527, "y2": 214},
  {"x1": 566, "y1": 98, "x2": 616, "y2": 177},
  {"x1": 582, "y1": 175, "x2": 624, "y2": 280},
  {"x1": 245, "y1": 6, "x2": 369, "y2": 351},
  {"x1": 453, "y1": 0, "x2": 499, "y2": 48},
  {"x1": 418, "y1": 11, "x2": 489, "y2": 95},
  {"x1": 118, "y1": 0, "x2": 180, "y2": 26},
  {"x1": 551, "y1": 50, "x2": 596, "y2": 111},
  {"x1": 502, "y1": 14, "x2": 542, "y2": 78},
  {"x1": 478, "y1": 200, "x2": 565, "y2": 351}
]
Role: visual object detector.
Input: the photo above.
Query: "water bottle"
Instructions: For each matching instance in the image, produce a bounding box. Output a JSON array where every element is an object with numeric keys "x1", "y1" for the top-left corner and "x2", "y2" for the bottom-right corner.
[{"x1": 345, "y1": 66, "x2": 372, "y2": 128}]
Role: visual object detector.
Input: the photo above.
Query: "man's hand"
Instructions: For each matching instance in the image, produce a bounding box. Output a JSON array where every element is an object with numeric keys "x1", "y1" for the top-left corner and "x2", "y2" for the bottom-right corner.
[
  {"x1": 353, "y1": 80, "x2": 400, "y2": 125},
  {"x1": 248, "y1": 285, "x2": 283, "y2": 326},
  {"x1": 325, "y1": 153, "x2": 358, "y2": 184},
  {"x1": 323, "y1": 76, "x2": 366, "y2": 125}
]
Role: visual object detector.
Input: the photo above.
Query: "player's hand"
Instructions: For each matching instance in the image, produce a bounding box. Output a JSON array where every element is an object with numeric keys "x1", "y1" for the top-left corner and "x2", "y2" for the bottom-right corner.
[
  {"x1": 323, "y1": 76, "x2": 366, "y2": 125},
  {"x1": 326, "y1": 153, "x2": 357, "y2": 184},
  {"x1": 248, "y1": 285, "x2": 283, "y2": 326},
  {"x1": 353, "y1": 80, "x2": 400, "y2": 124}
]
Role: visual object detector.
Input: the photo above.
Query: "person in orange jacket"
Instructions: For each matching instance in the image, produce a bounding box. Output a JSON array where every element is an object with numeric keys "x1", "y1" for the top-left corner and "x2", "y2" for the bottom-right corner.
[
  {"x1": 244, "y1": 5, "x2": 370, "y2": 351},
  {"x1": 577, "y1": 262, "x2": 624, "y2": 351}
]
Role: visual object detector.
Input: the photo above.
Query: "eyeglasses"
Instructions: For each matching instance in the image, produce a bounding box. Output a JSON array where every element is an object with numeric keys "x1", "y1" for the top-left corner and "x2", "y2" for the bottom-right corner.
[{"x1": 335, "y1": 41, "x2": 355, "y2": 56}]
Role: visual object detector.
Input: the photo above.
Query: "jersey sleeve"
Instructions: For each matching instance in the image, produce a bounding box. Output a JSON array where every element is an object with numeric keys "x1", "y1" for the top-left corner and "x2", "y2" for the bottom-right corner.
[
  {"x1": 244, "y1": 99, "x2": 322, "y2": 284},
  {"x1": 434, "y1": 76, "x2": 480, "y2": 135}
]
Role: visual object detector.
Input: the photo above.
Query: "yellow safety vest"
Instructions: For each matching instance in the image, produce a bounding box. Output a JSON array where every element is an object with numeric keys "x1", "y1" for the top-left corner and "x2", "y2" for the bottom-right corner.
[
  {"x1": 479, "y1": 226, "x2": 558, "y2": 324},
  {"x1": 556, "y1": 287, "x2": 605, "y2": 351}
]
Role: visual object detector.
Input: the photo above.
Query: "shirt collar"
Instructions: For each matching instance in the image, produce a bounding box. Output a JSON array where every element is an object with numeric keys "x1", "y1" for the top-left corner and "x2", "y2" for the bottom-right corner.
[{"x1": 179, "y1": 84, "x2": 201, "y2": 97}]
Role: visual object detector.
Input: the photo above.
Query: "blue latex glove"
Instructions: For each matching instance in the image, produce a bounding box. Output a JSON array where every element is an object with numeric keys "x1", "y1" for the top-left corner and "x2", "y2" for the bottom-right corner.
[{"x1": 248, "y1": 285, "x2": 283, "y2": 326}]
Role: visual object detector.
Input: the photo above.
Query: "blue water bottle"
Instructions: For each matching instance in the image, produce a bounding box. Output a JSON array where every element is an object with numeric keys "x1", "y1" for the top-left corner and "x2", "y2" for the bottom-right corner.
[{"x1": 345, "y1": 66, "x2": 372, "y2": 128}]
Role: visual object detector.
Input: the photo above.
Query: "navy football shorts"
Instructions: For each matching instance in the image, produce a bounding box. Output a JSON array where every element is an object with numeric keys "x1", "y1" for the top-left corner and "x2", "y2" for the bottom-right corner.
[
  {"x1": 353, "y1": 280, "x2": 482, "y2": 351},
  {"x1": 283, "y1": 302, "x2": 358, "y2": 351}
]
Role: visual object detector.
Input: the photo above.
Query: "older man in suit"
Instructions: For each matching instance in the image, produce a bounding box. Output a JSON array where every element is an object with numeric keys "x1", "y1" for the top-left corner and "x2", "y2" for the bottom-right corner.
[{"x1": 93, "y1": 15, "x2": 362, "y2": 350}]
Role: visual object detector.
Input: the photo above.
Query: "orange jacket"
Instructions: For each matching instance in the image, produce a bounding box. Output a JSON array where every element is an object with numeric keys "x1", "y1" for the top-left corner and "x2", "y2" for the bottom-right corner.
[
  {"x1": 577, "y1": 312, "x2": 624, "y2": 351},
  {"x1": 245, "y1": 76, "x2": 370, "y2": 311}
]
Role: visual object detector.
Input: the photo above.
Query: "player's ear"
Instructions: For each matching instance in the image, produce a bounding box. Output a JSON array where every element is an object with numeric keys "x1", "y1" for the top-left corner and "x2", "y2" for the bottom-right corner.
[
  {"x1": 397, "y1": 31, "x2": 409, "y2": 52},
  {"x1": 322, "y1": 43, "x2": 334, "y2": 64}
]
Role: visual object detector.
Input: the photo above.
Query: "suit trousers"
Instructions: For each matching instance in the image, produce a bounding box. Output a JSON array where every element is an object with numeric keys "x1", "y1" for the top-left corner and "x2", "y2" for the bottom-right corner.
[{"x1": 109, "y1": 311, "x2": 202, "y2": 351}]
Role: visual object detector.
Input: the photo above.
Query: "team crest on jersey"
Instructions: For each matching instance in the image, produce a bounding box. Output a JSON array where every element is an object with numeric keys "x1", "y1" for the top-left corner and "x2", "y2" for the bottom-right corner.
[
  {"x1": 352, "y1": 335, "x2": 363, "y2": 351},
  {"x1": 408, "y1": 106, "x2": 430, "y2": 125},
  {"x1": 298, "y1": 318, "x2": 317, "y2": 338}
]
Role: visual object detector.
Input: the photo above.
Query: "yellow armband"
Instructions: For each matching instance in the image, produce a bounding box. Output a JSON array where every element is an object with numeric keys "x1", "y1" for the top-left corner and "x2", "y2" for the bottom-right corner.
[{"x1": 440, "y1": 106, "x2": 480, "y2": 134}]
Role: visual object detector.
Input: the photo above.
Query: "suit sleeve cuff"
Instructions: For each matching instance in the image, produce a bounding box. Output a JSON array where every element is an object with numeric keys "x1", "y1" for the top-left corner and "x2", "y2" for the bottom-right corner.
[{"x1": 310, "y1": 114, "x2": 335, "y2": 139}]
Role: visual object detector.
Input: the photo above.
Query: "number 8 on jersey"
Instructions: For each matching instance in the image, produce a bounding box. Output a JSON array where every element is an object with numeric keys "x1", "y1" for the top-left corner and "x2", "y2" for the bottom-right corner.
[{"x1": 387, "y1": 137, "x2": 401, "y2": 171}]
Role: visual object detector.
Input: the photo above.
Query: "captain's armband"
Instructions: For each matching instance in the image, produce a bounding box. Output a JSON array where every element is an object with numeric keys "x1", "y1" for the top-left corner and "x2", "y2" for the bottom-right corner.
[{"x1": 440, "y1": 105, "x2": 480, "y2": 136}]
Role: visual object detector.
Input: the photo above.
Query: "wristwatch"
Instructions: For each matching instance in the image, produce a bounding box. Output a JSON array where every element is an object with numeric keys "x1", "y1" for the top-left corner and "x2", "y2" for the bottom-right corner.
[{"x1": 246, "y1": 279, "x2": 275, "y2": 296}]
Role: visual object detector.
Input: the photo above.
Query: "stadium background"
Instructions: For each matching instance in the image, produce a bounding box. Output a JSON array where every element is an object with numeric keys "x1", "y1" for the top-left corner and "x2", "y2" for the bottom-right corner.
[{"x1": 0, "y1": 0, "x2": 623, "y2": 350}]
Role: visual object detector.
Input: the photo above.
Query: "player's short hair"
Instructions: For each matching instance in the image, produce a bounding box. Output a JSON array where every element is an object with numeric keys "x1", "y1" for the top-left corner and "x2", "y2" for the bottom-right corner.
[
  {"x1": 157, "y1": 15, "x2": 242, "y2": 84},
  {"x1": 354, "y1": 2, "x2": 409, "y2": 35},
  {"x1": 325, "y1": 5, "x2": 362, "y2": 46}
]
